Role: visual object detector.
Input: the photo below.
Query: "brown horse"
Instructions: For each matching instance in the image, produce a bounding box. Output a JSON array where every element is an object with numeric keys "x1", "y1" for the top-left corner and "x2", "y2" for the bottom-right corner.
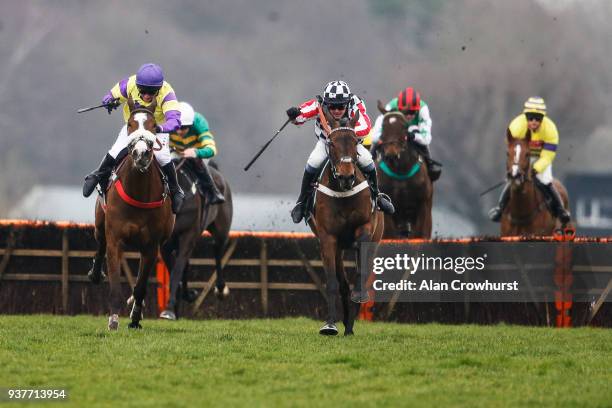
[
  {"x1": 307, "y1": 107, "x2": 384, "y2": 336},
  {"x1": 502, "y1": 131, "x2": 570, "y2": 236},
  {"x1": 375, "y1": 101, "x2": 432, "y2": 238},
  {"x1": 88, "y1": 98, "x2": 174, "y2": 330},
  {"x1": 159, "y1": 159, "x2": 233, "y2": 320}
]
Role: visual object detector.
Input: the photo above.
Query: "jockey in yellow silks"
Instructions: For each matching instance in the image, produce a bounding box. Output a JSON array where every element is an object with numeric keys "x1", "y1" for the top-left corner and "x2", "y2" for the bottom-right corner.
[
  {"x1": 82, "y1": 63, "x2": 184, "y2": 213},
  {"x1": 488, "y1": 96, "x2": 571, "y2": 224}
]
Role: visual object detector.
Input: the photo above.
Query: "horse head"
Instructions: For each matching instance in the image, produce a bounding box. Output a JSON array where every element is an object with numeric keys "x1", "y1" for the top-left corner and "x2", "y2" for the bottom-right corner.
[
  {"x1": 323, "y1": 105, "x2": 360, "y2": 191},
  {"x1": 506, "y1": 129, "x2": 532, "y2": 189},
  {"x1": 376, "y1": 100, "x2": 415, "y2": 163},
  {"x1": 126, "y1": 96, "x2": 158, "y2": 172}
]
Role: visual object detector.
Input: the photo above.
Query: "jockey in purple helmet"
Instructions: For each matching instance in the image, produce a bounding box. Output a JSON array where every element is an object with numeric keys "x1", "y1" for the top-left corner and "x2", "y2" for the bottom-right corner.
[{"x1": 82, "y1": 63, "x2": 185, "y2": 213}]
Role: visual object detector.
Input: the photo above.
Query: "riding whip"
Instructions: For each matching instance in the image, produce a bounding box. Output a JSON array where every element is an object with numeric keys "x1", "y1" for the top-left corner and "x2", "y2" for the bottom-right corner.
[
  {"x1": 479, "y1": 180, "x2": 505, "y2": 197},
  {"x1": 244, "y1": 118, "x2": 292, "y2": 171},
  {"x1": 76, "y1": 99, "x2": 120, "y2": 113}
]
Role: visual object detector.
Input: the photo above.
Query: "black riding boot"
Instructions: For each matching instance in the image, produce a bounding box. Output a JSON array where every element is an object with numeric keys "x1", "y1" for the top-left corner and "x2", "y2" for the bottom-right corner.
[
  {"x1": 413, "y1": 143, "x2": 442, "y2": 182},
  {"x1": 161, "y1": 162, "x2": 185, "y2": 214},
  {"x1": 83, "y1": 153, "x2": 116, "y2": 197},
  {"x1": 193, "y1": 160, "x2": 225, "y2": 204},
  {"x1": 488, "y1": 181, "x2": 511, "y2": 222},
  {"x1": 362, "y1": 166, "x2": 395, "y2": 214},
  {"x1": 537, "y1": 181, "x2": 571, "y2": 224},
  {"x1": 291, "y1": 169, "x2": 319, "y2": 223}
]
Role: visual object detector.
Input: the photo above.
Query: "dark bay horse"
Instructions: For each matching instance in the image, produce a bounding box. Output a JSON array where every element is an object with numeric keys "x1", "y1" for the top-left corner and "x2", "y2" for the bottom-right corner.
[
  {"x1": 502, "y1": 131, "x2": 571, "y2": 236},
  {"x1": 308, "y1": 107, "x2": 384, "y2": 336},
  {"x1": 375, "y1": 101, "x2": 432, "y2": 238},
  {"x1": 88, "y1": 98, "x2": 174, "y2": 330},
  {"x1": 159, "y1": 158, "x2": 233, "y2": 320}
]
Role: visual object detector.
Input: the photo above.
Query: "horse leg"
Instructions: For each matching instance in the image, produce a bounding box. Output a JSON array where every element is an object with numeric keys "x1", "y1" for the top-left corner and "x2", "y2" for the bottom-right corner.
[
  {"x1": 167, "y1": 238, "x2": 195, "y2": 319},
  {"x1": 351, "y1": 226, "x2": 373, "y2": 303},
  {"x1": 319, "y1": 234, "x2": 339, "y2": 336},
  {"x1": 208, "y1": 222, "x2": 231, "y2": 300},
  {"x1": 160, "y1": 238, "x2": 179, "y2": 320},
  {"x1": 336, "y1": 249, "x2": 353, "y2": 336},
  {"x1": 105, "y1": 240, "x2": 123, "y2": 330},
  {"x1": 88, "y1": 201, "x2": 107, "y2": 284},
  {"x1": 128, "y1": 247, "x2": 157, "y2": 329},
  {"x1": 88, "y1": 224, "x2": 107, "y2": 284}
]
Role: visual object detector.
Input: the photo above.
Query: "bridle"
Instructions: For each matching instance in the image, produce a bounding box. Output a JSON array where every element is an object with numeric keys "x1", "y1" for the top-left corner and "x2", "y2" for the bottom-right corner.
[{"x1": 325, "y1": 127, "x2": 358, "y2": 180}]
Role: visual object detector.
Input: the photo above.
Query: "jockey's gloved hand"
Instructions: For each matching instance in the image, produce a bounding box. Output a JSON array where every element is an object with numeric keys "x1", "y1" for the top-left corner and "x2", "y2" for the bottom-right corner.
[
  {"x1": 102, "y1": 94, "x2": 119, "y2": 114},
  {"x1": 407, "y1": 131, "x2": 417, "y2": 143},
  {"x1": 286, "y1": 107, "x2": 300, "y2": 120}
]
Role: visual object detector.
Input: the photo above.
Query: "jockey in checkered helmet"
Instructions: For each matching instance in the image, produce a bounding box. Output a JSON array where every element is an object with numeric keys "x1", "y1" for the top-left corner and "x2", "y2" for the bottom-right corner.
[{"x1": 284, "y1": 80, "x2": 395, "y2": 224}]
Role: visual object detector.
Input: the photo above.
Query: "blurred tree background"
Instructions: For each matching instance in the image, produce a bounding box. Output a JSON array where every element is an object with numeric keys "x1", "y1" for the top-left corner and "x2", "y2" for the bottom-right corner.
[{"x1": 1, "y1": 0, "x2": 611, "y2": 233}]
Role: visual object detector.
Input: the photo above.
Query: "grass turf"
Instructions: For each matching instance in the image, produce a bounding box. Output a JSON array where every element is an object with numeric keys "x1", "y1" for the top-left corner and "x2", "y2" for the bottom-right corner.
[{"x1": 0, "y1": 315, "x2": 610, "y2": 407}]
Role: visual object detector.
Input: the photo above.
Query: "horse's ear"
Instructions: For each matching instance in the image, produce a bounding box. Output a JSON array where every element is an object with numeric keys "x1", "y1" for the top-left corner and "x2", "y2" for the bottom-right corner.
[
  {"x1": 377, "y1": 100, "x2": 387, "y2": 115},
  {"x1": 506, "y1": 129, "x2": 513, "y2": 144},
  {"x1": 127, "y1": 95, "x2": 135, "y2": 112},
  {"x1": 349, "y1": 109, "x2": 360, "y2": 129}
]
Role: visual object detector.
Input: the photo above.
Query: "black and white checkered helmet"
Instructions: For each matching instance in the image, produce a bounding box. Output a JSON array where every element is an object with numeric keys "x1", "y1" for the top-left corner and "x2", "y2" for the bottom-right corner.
[{"x1": 322, "y1": 80, "x2": 351, "y2": 105}]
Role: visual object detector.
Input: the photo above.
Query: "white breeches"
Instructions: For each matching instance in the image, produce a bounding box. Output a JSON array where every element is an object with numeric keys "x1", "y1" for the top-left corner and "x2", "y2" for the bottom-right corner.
[
  {"x1": 530, "y1": 157, "x2": 553, "y2": 185},
  {"x1": 306, "y1": 139, "x2": 374, "y2": 171},
  {"x1": 108, "y1": 125, "x2": 171, "y2": 166}
]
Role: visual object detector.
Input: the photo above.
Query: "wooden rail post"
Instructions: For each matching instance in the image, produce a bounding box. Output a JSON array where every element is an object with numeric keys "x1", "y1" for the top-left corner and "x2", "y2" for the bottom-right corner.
[
  {"x1": 61, "y1": 230, "x2": 69, "y2": 314},
  {"x1": 260, "y1": 239, "x2": 268, "y2": 316}
]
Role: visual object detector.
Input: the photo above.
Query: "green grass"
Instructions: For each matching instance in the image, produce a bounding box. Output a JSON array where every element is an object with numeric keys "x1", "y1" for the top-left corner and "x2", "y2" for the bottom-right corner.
[{"x1": 0, "y1": 316, "x2": 611, "y2": 407}]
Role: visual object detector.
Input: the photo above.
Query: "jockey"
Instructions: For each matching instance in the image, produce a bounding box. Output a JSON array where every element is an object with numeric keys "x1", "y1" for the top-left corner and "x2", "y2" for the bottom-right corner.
[
  {"x1": 286, "y1": 80, "x2": 395, "y2": 224},
  {"x1": 170, "y1": 101, "x2": 225, "y2": 204},
  {"x1": 370, "y1": 87, "x2": 441, "y2": 181},
  {"x1": 82, "y1": 63, "x2": 185, "y2": 213},
  {"x1": 488, "y1": 96, "x2": 571, "y2": 224}
]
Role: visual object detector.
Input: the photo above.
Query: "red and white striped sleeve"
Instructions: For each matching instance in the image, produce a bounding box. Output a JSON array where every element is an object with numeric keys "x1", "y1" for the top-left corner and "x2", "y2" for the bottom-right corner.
[
  {"x1": 351, "y1": 96, "x2": 372, "y2": 138},
  {"x1": 294, "y1": 98, "x2": 320, "y2": 125}
]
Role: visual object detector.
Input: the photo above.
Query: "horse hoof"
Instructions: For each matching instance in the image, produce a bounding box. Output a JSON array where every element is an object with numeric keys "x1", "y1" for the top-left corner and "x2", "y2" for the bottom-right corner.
[
  {"x1": 128, "y1": 321, "x2": 142, "y2": 329},
  {"x1": 319, "y1": 323, "x2": 338, "y2": 336},
  {"x1": 214, "y1": 285, "x2": 230, "y2": 300},
  {"x1": 351, "y1": 291, "x2": 370, "y2": 304},
  {"x1": 159, "y1": 310, "x2": 177, "y2": 320},
  {"x1": 108, "y1": 314, "x2": 119, "y2": 331}
]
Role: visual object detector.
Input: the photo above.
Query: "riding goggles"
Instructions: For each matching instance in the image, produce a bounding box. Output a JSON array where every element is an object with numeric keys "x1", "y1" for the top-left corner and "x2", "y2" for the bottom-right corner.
[
  {"x1": 525, "y1": 113, "x2": 543, "y2": 122},
  {"x1": 137, "y1": 85, "x2": 161, "y2": 96}
]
